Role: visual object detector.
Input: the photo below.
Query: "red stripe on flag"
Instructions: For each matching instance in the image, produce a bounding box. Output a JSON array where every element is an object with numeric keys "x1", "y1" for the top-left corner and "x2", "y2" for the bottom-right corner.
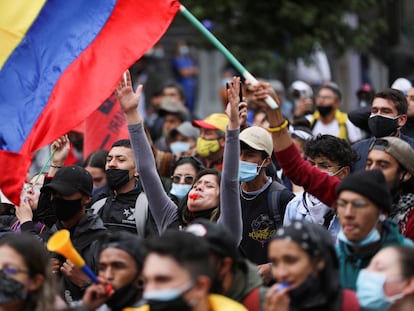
[
  {"x1": 83, "y1": 92, "x2": 130, "y2": 158},
  {"x1": 0, "y1": 151, "x2": 32, "y2": 205},
  {"x1": 2, "y1": 0, "x2": 179, "y2": 205},
  {"x1": 21, "y1": 0, "x2": 180, "y2": 155}
]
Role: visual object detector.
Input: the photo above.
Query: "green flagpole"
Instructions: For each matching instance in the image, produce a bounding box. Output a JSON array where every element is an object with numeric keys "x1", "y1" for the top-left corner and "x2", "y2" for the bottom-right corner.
[{"x1": 179, "y1": 5, "x2": 278, "y2": 110}]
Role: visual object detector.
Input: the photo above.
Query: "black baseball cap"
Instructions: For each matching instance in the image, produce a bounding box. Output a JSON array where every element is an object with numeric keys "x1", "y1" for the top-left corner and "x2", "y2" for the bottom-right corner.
[
  {"x1": 41, "y1": 165, "x2": 93, "y2": 196},
  {"x1": 186, "y1": 219, "x2": 239, "y2": 262}
]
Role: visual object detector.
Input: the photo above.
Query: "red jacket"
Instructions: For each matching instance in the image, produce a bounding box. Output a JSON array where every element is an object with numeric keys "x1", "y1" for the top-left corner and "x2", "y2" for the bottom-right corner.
[{"x1": 274, "y1": 143, "x2": 340, "y2": 207}]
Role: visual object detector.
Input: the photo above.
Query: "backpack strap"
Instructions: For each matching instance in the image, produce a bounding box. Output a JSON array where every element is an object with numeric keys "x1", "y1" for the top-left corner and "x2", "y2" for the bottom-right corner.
[
  {"x1": 91, "y1": 192, "x2": 149, "y2": 237},
  {"x1": 90, "y1": 198, "x2": 107, "y2": 215},
  {"x1": 134, "y1": 192, "x2": 149, "y2": 238},
  {"x1": 267, "y1": 182, "x2": 286, "y2": 228}
]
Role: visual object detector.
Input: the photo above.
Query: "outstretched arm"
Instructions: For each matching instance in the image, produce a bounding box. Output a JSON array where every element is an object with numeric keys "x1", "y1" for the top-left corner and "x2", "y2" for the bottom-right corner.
[
  {"x1": 116, "y1": 71, "x2": 178, "y2": 233},
  {"x1": 252, "y1": 82, "x2": 339, "y2": 206},
  {"x1": 218, "y1": 77, "x2": 243, "y2": 244}
]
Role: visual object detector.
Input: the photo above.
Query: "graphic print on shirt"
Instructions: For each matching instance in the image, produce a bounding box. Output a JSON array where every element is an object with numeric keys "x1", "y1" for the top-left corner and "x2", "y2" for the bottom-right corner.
[
  {"x1": 122, "y1": 207, "x2": 135, "y2": 224},
  {"x1": 248, "y1": 214, "x2": 276, "y2": 247}
]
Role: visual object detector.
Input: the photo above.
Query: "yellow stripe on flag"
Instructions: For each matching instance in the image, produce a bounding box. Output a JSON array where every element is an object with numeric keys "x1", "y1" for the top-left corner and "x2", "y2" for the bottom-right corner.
[{"x1": 0, "y1": 0, "x2": 46, "y2": 69}]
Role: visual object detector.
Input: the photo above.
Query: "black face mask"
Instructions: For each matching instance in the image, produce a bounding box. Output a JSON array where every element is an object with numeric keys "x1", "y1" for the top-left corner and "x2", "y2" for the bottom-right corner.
[
  {"x1": 106, "y1": 169, "x2": 130, "y2": 190},
  {"x1": 52, "y1": 198, "x2": 83, "y2": 221},
  {"x1": 289, "y1": 274, "x2": 326, "y2": 309},
  {"x1": 0, "y1": 270, "x2": 26, "y2": 304},
  {"x1": 147, "y1": 296, "x2": 193, "y2": 311},
  {"x1": 106, "y1": 283, "x2": 140, "y2": 311},
  {"x1": 368, "y1": 114, "x2": 400, "y2": 138},
  {"x1": 317, "y1": 105, "x2": 333, "y2": 117}
]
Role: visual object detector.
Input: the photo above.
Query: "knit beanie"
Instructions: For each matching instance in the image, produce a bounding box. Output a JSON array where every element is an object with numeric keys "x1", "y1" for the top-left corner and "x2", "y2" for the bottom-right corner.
[{"x1": 336, "y1": 169, "x2": 391, "y2": 213}]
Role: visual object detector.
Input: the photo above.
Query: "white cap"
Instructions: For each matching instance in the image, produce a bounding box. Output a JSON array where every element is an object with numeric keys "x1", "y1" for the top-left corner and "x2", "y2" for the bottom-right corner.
[
  {"x1": 391, "y1": 78, "x2": 412, "y2": 95},
  {"x1": 290, "y1": 80, "x2": 313, "y2": 98},
  {"x1": 240, "y1": 126, "x2": 273, "y2": 157}
]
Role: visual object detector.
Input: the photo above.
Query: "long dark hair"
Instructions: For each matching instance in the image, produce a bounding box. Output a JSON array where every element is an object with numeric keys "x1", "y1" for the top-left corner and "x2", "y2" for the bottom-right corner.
[{"x1": 179, "y1": 169, "x2": 221, "y2": 225}]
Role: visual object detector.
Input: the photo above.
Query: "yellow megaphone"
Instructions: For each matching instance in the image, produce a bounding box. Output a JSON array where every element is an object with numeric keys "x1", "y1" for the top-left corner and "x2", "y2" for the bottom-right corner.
[{"x1": 47, "y1": 229, "x2": 99, "y2": 283}]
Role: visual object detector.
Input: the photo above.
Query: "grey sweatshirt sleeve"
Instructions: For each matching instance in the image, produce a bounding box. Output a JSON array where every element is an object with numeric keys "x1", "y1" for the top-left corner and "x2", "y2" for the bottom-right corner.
[
  {"x1": 217, "y1": 127, "x2": 242, "y2": 245},
  {"x1": 128, "y1": 123, "x2": 178, "y2": 233}
]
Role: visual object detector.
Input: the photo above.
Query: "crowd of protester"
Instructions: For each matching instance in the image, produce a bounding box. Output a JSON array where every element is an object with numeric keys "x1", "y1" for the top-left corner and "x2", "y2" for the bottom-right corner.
[{"x1": 1, "y1": 47, "x2": 414, "y2": 311}]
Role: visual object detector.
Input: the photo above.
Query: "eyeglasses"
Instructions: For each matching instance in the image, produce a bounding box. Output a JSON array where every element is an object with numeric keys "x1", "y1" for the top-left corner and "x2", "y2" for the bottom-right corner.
[
  {"x1": 171, "y1": 175, "x2": 195, "y2": 185},
  {"x1": 316, "y1": 95, "x2": 334, "y2": 100},
  {"x1": 0, "y1": 266, "x2": 28, "y2": 276},
  {"x1": 307, "y1": 160, "x2": 337, "y2": 171},
  {"x1": 335, "y1": 199, "x2": 369, "y2": 209}
]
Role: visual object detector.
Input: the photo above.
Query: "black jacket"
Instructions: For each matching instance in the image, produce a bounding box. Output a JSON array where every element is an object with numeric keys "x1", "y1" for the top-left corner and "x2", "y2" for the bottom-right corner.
[{"x1": 48, "y1": 212, "x2": 107, "y2": 303}]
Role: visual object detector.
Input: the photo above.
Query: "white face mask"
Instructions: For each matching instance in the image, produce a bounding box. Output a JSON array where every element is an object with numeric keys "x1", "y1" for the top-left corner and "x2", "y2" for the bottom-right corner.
[{"x1": 328, "y1": 166, "x2": 345, "y2": 177}]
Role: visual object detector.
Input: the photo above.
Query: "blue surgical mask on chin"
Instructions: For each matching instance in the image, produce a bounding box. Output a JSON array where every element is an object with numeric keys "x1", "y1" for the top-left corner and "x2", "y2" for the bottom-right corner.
[
  {"x1": 239, "y1": 160, "x2": 264, "y2": 182},
  {"x1": 143, "y1": 282, "x2": 194, "y2": 311},
  {"x1": 170, "y1": 142, "x2": 191, "y2": 155},
  {"x1": 170, "y1": 183, "x2": 192, "y2": 199},
  {"x1": 357, "y1": 269, "x2": 404, "y2": 311},
  {"x1": 337, "y1": 226, "x2": 380, "y2": 247}
]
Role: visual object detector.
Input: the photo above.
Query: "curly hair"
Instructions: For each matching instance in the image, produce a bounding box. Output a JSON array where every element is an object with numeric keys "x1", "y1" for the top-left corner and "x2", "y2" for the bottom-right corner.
[{"x1": 304, "y1": 134, "x2": 359, "y2": 168}]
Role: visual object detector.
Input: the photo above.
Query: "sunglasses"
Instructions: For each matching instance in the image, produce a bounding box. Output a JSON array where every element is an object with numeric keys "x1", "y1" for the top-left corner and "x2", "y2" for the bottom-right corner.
[{"x1": 171, "y1": 175, "x2": 195, "y2": 185}]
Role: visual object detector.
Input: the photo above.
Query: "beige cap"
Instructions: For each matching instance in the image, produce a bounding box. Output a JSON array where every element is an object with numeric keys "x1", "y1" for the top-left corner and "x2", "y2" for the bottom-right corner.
[
  {"x1": 369, "y1": 136, "x2": 414, "y2": 175},
  {"x1": 240, "y1": 126, "x2": 273, "y2": 157}
]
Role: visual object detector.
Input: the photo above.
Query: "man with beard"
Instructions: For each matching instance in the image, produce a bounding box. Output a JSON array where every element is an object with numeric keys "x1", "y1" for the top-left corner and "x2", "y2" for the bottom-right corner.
[
  {"x1": 366, "y1": 136, "x2": 414, "y2": 241},
  {"x1": 79, "y1": 231, "x2": 145, "y2": 311},
  {"x1": 90, "y1": 139, "x2": 176, "y2": 237},
  {"x1": 308, "y1": 82, "x2": 362, "y2": 143}
]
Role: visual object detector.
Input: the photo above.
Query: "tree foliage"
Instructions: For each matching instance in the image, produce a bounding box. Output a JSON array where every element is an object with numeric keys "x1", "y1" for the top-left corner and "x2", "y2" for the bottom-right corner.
[{"x1": 180, "y1": 0, "x2": 387, "y2": 75}]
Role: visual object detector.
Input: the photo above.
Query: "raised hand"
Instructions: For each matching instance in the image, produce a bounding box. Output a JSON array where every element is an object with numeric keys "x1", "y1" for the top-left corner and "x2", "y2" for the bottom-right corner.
[
  {"x1": 48, "y1": 135, "x2": 70, "y2": 176},
  {"x1": 115, "y1": 70, "x2": 142, "y2": 113},
  {"x1": 225, "y1": 76, "x2": 241, "y2": 130}
]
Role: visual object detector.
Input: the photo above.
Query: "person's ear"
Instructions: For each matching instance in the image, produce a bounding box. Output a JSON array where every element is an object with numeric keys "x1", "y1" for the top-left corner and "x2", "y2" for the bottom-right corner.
[
  {"x1": 401, "y1": 171, "x2": 412, "y2": 182},
  {"x1": 398, "y1": 114, "x2": 407, "y2": 127},
  {"x1": 185, "y1": 275, "x2": 211, "y2": 306},
  {"x1": 262, "y1": 157, "x2": 272, "y2": 168},
  {"x1": 402, "y1": 276, "x2": 414, "y2": 296},
  {"x1": 338, "y1": 166, "x2": 350, "y2": 179},
  {"x1": 218, "y1": 136, "x2": 225, "y2": 148},
  {"x1": 217, "y1": 257, "x2": 233, "y2": 278},
  {"x1": 82, "y1": 195, "x2": 91, "y2": 206},
  {"x1": 27, "y1": 274, "x2": 44, "y2": 292}
]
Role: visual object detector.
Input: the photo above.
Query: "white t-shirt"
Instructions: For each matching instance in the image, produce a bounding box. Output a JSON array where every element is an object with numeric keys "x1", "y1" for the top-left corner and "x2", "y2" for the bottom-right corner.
[{"x1": 309, "y1": 117, "x2": 362, "y2": 143}]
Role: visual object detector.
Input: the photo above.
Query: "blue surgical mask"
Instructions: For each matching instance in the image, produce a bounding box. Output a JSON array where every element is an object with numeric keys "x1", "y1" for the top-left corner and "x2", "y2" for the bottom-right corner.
[
  {"x1": 239, "y1": 161, "x2": 258, "y2": 182},
  {"x1": 239, "y1": 160, "x2": 264, "y2": 182},
  {"x1": 357, "y1": 269, "x2": 404, "y2": 311},
  {"x1": 170, "y1": 142, "x2": 191, "y2": 155},
  {"x1": 170, "y1": 183, "x2": 192, "y2": 199},
  {"x1": 143, "y1": 287, "x2": 182, "y2": 301},
  {"x1": 143, "y1": 282, "x2": 194, "y2": 311},
  {"x1": 337, "y1": 226, "x2": 380, "y2": 247}
]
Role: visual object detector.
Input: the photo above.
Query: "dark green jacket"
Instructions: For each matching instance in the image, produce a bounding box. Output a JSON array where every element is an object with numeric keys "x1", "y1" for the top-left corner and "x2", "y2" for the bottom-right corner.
[{"x1": 336, "y1": 220, "x2": 414, "y2": 290}]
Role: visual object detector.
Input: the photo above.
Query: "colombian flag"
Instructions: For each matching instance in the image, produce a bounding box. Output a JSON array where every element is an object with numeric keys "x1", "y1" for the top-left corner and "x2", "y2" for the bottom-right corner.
[{"x1": 0, "y1": 0, "x2": 180, "y2": 204}]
